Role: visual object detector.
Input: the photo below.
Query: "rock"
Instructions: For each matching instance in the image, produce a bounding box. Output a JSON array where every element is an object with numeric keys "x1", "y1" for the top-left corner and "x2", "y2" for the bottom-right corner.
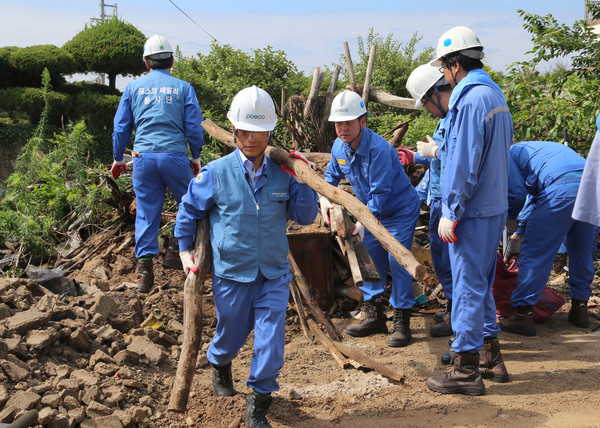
[
  {"x1": 3, "y1": 390, "x2": 41, "y2": 411},
  {"x1": 0, "y1": 303, "x2": 13, "y2": 320},
  {"x1": 91, "y1": 295, "x2": 117, "y2": 321},
  {"x1": 0, "y1": 340, "x2": 7, "y2": 359},
  {"x1": 94, "y1": 325, "x2": 123, "y2": 343},
  {"x1": 138, "y1": 395, "x2": 155, "y2": 408},
  {"x1": 81, "y1": 385, "x2": 101, "y2": 405},
  {"x1": 4, "y1": 336, "x2": 27, "y2": 358},
  {"x1": 4, "y1": 309, "x2": 51, "y2": 335},
  {"x1": 47, "y1": 413, "x2": 70, "y2": 428},
  {"x1": 143, "y1": 327, "x2": 178, "y2": 348},
  {"x1": 38, "y1": 407, "x2": 57, "y2": 425},
  {"x1": 113, "y1": 409, "x2": 133, "y2": 427},
  {"x1": 126, "y1": 335, "x2": 167, "y2": 365},
  {"x1": 68, "y1": 406, "x2": 86, "y2": 425},
  {"x1": 127, "y1": 405, "x2": 151, "y2": 423},
  {"x1": 0, "y1": 384, "x2": 9, "y2": 406},
  {"x1": 0, "y1": 358, "x2": 30, "y2": 383},
  {"x1": 41, "y1": 393, "x2": 62, "y2": 407},
  {"x1": 55, "y1": 364, "x2": 73, "y2": 380},
  {"x1": 80, "y1": 414, "x2": 124, "y2": 428},
  {"x1": 56, "y1": 378, "x2": 81, "y2": 391},
  {"x1": 0, "y1": 407, "x2": 16, "y2": 424},
  {"x1": 69, "y1": 328, "x2": 91, "y2": 352},
  {"x1": 103, "y1": 385, "x2": 127, "y2": 406},
  {"x1": 89, "y1": 349, "x2": 115, "y2": 367},
  {"x1": 71, "y1": 369, "x2": 100, "y2": 387},
  {"x1": 85, "y1": 400, "x2": 113, "y2": 418},
  {"x1": 63, "y1": 395, "x2": 81, "y2": 410},
  {"x1": 113, "y1": 350, "x2": 139, "y2": 366},
  {"x1": 94, "y1": 362, "x2": 118, "y2": 376},
  {"x1": 25, "y1": 327, "x2": 59, "y2": 349}
]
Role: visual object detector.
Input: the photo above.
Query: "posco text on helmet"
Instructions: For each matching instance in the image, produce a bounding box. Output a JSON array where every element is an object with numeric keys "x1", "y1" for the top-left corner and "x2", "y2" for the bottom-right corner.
[
  {"x1": 143, "y1": 34, "x2": 174, "y2": 60},
  {"x1": 406, "y1": 64, "x2": 447, "y2": 109},
  {"x1": 431, "y1": 26, "x2": 484, "y2": 66},
  {"x1": 328, "y1": 90, "x2": 367, "y2": 122},
  {"x1": 227, "y1": 86, "x2": 278, "y2": 132}
]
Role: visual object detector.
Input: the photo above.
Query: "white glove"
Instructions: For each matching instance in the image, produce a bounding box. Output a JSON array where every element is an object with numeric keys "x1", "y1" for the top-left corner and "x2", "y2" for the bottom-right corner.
[
  {"x1": 191, "y1": 158, "x2": 201, "y2": 177},
  {"x1": 180, "y1": 250, "x2": 198, "y2": 275},
  {"x1": 416, "y1": 135, "x2": 439, "y2": 159},
  {"x1": 319, "y1": 196, "x2": 335, "y2": 226},
  {"x1": 438, "y1": 217, "x2": 457, "y2": 243},
  {"x1": 352, "y1": 222, "x2": 365, "y2": 240}
]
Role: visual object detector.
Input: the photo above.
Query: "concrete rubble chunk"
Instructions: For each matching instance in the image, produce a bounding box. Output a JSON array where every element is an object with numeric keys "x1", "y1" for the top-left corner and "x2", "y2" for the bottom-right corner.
[
  {"x1": 71, "y1": 369, "x2": 100, "y2": 387},
  {"x1": 113, "y1": 350, "x2": 139, "y2": 366},
  {"x1": 47, "y1": 413, "x2": 70, "y2": 428},
  {"x1": 0, "y1": 407, "x2": 16, "y2": 424},
  {"x1": 62, "y1": 395, "x2": 81, "y2": 410},
  {"x1": 127, "y1": 405, "x2": 152, "y2": 423},
  {"x1": 5, "y1": 309, "x2": 51, "y2": 335},
  {"x1": 91, "y1": 295, "x2": 117, "y2": 321},
  {"x1": 0, "y1": 340, "x2": 7, "y2": 359},
  {"x1": 55, "y1": 364, "x2": 73, "y2": 380},
  {"x1": 25, "y1": 327, "x2": 60, "y2": 349},
  {"x1": 93, "y1": 362, "x2": 118, "y2": 376},
  {"x1": 0, "y1": 359, "x2": 30, "y2": 383},
  {"x1": 89, "y1": 349, "x2": 115, "y2": 366},
  {"x1": 126, "y1": 335, "x2": 167, "y2": 365},
  {"x1": 94, "y1": 325, "x2": 123, "y2": 342},
  {"x1": 41, "y1": 393, "x2": 61, "y2": 407},
  {"x1": 56, "y1": 378, "x2": 81, "y2": 391},
  {"x1": 81, "y1": 385, "x2": 100, "y2": 406},
  {"x1": 80, "y1": 414, "x2": 124, "y2": 428},
  {"x1": 0, "y1": 303, "x2": 13, "y2": 320},
  {"x1": 69, "y1": 327, "x2": 90, "y2": 352},
  {"x1": 3, "y1": 390, "x2": 41, "y2": 411},
  {"x1": 0, "y1": 384, "x2": 9, "y2": 406},
  {"x1": 68, "y1": 406, "x2": 86, "y2": 425},
  {"x1": 113, "y1": 409, "x2": 133, "y2": 427},
  {"x1": 103, "y1": 385, "x2": 127, "y2": 406},
  {"x1": 86, "y1": 400, "x2": 113, "y2": 418},
  {"x1": 38, "y1": 407, "x2": 57, "y2": 425}
]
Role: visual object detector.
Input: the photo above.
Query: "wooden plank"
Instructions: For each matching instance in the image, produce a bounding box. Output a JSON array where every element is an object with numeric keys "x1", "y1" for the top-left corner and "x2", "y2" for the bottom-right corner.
[{"x1": 307, "y1": 319, "x2": 351, "y2": 369}]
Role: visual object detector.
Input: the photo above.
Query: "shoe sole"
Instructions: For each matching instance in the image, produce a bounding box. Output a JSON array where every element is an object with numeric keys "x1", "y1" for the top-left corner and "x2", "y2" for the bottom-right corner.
[
  {"x1": 344, "y1": 328, "x2": 388, "y2": 337},
  {"x1": 426, "y1": 382, "x2": 485, "y2": 396},
  {"x1": 430, "y1": 328, "x2": 453, "y2": 337},
  {"x1": 499, "y1": 325, "x2": 536, "y2": 336}
]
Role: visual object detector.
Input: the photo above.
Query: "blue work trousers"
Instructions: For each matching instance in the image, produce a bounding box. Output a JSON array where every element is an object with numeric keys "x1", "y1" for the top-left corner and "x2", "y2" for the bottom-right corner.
[
  {"x1": 429, "y1": 198, "x2": 453, "y2": 300},
  {"x1": 512, "y1": 180, "x2": 596, "y2": 306},
  {"x1": 207, "y1": 272, "x2": 291, "y2": 394},
  {"x1": 450, "y1": 214, "x2": 505, "y2": 353},
  {"x1": 361, "y1": 200, "x2": 420, "y2": 309},
  {"x1": 132, "y1": 152, "x2": 193, "y2": 259}
]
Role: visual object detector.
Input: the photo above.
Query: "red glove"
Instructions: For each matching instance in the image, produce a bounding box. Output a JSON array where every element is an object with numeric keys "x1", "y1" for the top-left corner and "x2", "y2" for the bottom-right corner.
[
  {"x1": 397, "y1": 148, "x2": 415, "y2": 166},
  {"x1": 111, "y1": 161, "x2": 127, "y2": 180},
  {"x1": 190, "y1": 158, "x2": 201, "y2": 177},
  {"x1": 281, "y1": 150, "x2": 309, "y2": 179}
]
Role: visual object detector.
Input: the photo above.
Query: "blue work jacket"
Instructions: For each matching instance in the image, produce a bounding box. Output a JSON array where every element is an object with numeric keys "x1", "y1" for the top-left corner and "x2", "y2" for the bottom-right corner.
[
  {"x1": 325, "y1": 127, "x2": 419, "y2": 220},
  {"x1": 440, "y1": 68, "x2": 513, "y2": 221},
  {"x1": 112, "y1": 69, "x2": 204, "y2": 161},
  {"x1": 428, "y1": 116, "x2": 449, "y2": 201},
  {"x1": 175, "y1": 149, "x2": 318, "y2": 282}
]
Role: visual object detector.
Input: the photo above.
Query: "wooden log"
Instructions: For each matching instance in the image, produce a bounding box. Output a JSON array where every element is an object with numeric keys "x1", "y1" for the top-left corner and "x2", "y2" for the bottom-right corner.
[
  {"x1": 289, "y1": 276, "x2": 311, "y2": 341},
  {"x1": 304, "y1": 67, "x2": 324, "y2": 117},
  {"x1": 280, "y1": 87, "x2": 287, "y2": 118},
  {"x1": 201, "y1": 119, "x2": 431, "y2": 283},
  {"x1": 319, "y1": 64, "x2": 341, "y2": 139},
  {"x1": 347, "y1": 84, "x2": 416, "y2": 110},
  {"x1": 288, "y1": 251, "x2": 343, "y2": 341},
  {"x1": 343, "y1": 42, "x2": 357, "y2": 93},
  {"x1": 168, "y1": 218, "x2": 212, "y2": 412},
  {"x1": 307, "y1": 319, "x2": 351, "y2": 369},
  {"x1": 331, "y1": 340, "x2": 405, "y2": 385},
  {"x1": 362, "y1": 45, "x2": 376, "y2": 108}
]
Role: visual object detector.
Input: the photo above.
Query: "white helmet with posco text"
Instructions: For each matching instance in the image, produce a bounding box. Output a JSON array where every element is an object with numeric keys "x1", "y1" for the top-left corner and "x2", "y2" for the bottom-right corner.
[
  {"x1": 431, "y1": 26, "x2": 484, "y2": 66},
  {"x1": 406, "y1": 64, "x2": 447, "y2": 109},
  {"x1": 143, "y1": 34, "x2": 174, "y2": 60},
  {"x1": 328, "y1": 90, "x2": 367, "y2": 122},
  {"x1": 227, "y1": 85, "x2": 277, "y2": 132}
]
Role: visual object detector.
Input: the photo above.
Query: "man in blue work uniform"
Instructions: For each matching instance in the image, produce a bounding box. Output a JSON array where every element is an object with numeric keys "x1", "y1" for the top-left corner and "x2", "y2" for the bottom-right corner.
[
  {"x1": 174, "y1": 86, "x2": 318, "y2": 428},
  {"x1": 111, "y1": 34, "x2": 204, "y2": 293},
  {"x1": 425, "y1": 26, "x2": 513, "y2": 396},
  {"x1": 406, "y1": 64, "x2": 454, "y2": 339},
  {"x1": 499, "y1": 141, "x2": 595, "y2": 335},
  {"x1": 321, "y1": 90, "x2": 420, "y2": 348}
]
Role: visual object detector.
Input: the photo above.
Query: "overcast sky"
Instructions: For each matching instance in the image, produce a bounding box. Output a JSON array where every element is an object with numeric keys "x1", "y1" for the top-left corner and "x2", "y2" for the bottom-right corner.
[{"x1": 1, "y1": 1, "x2": 584, "y2": 89}]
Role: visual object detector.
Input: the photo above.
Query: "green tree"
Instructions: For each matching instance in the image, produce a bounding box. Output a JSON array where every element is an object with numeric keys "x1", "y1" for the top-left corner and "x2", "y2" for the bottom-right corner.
[
  {"x1": 504, "y1": 6, "x2": 600, "y2": 152},
  {"x1": 63, "y1": 17, "x2": 146, "y2": 90}
]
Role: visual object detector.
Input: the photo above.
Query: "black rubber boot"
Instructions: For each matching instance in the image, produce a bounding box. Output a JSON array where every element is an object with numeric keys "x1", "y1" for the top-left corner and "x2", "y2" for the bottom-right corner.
[
  {"x1": 499, "y1": 305, "x2": 536, "y2": 336},
  {"x1": 137, "y1": 258, "x2": 154, "y2": 293},
  {"x1": 345, "y1": 299, "x2": 388, "y2": 337},
  {"x1": 212, "y1": 362, "x2": 235, "y2": 397},
  {"x1": 426, "y1": 352, "x2": 485, "y2": 396},
  {"x1": 387, "y1": 308, "x2": 412, "y2": 347},
  {"x1": 246, "y1": 392, "x2": 272, "y2": 428},
  {"x1": 163, "y1": 237, "x2": 183, "y2": 270}
]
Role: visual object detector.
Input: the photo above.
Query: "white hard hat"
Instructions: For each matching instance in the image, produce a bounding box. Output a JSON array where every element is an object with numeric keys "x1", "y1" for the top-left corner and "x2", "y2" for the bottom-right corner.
[
  {"x1": 227, "y1": 86, "x2": 278, "y2": 132},
  {"x1": 431, "y1": 26, "x2": 484, "y2": 66},
  {"x1": 143, "y1": 34, "x2": 174, "y2": 60},
  {"x1": 406, "y1": 64, "x2": 447, "y2": 109},
  {"x1": 328, "y1": 90, "x2": 367, "y2": 122}
]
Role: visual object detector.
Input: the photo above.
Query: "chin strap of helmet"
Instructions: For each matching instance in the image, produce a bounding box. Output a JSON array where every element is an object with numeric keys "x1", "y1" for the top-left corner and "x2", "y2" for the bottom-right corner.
[{"x1": 424, "y1": 86, "x2": 447, "y2": 117}]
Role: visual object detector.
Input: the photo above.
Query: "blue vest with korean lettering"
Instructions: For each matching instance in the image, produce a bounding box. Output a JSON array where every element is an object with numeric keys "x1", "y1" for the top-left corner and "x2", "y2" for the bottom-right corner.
[{"x1": 209, "y1": 152, "x2": 291, "y2": 282}]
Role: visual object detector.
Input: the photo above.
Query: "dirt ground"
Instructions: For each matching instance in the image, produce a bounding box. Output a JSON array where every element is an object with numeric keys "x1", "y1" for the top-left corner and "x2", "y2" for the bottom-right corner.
[{"x1": 121, "y1": 257, "x2": 600, "y2": 428}]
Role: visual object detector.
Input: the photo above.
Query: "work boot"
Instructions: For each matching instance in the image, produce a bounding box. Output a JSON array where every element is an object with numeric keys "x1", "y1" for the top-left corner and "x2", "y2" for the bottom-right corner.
[
  {"x1": 211, "y1": 362, "x2": 235, "y2": 397},
  {"x1": 246, "y1": 392, "x2": 272, "y2": 428},
  {"x1": 430, "y1": 310, "x2": 453, "y2": 337},
  {"x1": 499, "y1": 305, "x2": 536, "y2": 336},
  {"x1": 479, "y1": 338, "x2": 509, "y2": 383},
  {"x1": 387, "y1": 308, "x2": 412, "y2": 347},
  {"x1": 433, "y1": 299, "x2": 452, "y2": 323},
  {"x1": 441, "y1": 348, "x2": 455, "y2": 365},
  {"x1": 345, "y1": 299, "x2": 388, "y2": 337},
  {"x1": 426, "y1": 352, "x2": 485, "y2": 396},
  {"x1": 137, "y1": 259, "x2": 154, "y2": 293},
  {"x1": 163, "y1": 237, "x2": 183, "y2": 270},
  {"x1": 568, "y1": 299, "x2": 590, "y2": 328}
]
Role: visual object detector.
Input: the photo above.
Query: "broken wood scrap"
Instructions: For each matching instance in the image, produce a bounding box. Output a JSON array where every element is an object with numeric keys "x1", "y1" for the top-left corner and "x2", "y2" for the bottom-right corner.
[
  {"x1": 343, "y1": 41, "x2": 357, "y2": 93},
  {"x1": 169, "y1": 217, "x2": 212, "y2": 412},
  {"x1": 307, "y1": 319, "x2": 351, "y2": 369},
  {"x1": 347, "y1": 84, "x2": 416, "y2": 111},
  {"x1": 289, "y1": 277, "x2": 311, "y2": 341},
  {"x1": 362, "y1": 45, "x2": 376, "y2": 108}
]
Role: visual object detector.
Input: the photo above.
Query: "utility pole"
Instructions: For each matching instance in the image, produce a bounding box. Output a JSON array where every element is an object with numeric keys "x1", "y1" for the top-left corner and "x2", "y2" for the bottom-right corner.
[{"x1": 91, "y1": 1, "x2": 118, "y2": 84}]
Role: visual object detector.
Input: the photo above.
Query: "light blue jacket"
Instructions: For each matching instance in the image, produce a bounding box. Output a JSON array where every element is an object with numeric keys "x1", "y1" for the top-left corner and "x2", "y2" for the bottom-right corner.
[
  {"x1": 441, "y1": 68, "x2": 513, "y2": 221},
  {"x1": 428, "y1": 116, "x2": 449, "y2": 201},
  {"x1": 325, "y1": 127, "x2": 419, "y2": 219},
  {"x1": 112, "y1": 69, "x2": 204, "y2": 161},
  {"x1": 175, "y1": 150, "x2": 318, "y2": 282}
]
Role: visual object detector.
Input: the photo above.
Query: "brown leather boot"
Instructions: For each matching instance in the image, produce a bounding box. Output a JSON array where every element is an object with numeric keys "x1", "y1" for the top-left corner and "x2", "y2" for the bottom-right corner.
[
  {"x1": 430, "y1": 309, "x2": 452, "y2": 337},
  {"x1": 426, "y1": 352, "x2": 485, "y2": 396},
  {"x1": 387, "y1": 308, "x2": 412, "y2": 347},
  {"x1": 137, "y1": 258, "x2": 154, "y2": 293},
  {"x1": 163, "y1": 237, "x2": 183, "y2": 270},
  {"x1": 499, "y1": 305, "x2": 536, "y2": 336},
  {"x1": 568, "y1": 299, "x2": 590, "y2": 328},
  {"x1": 344, "y1": 300, "x2": 388, "y2": 337},
  {"x1": 479, "y1": 338, "x2": 509, "y2": 383}
]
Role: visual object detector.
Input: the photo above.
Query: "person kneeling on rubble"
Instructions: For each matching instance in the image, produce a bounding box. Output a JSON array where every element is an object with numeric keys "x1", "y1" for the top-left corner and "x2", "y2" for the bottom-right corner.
[
  {"x1": 174, "y1": 86, "x2": 318, "y2": 428},
  {"x1": 320, "y1": 90, "x2": 421, "y2": 348}
]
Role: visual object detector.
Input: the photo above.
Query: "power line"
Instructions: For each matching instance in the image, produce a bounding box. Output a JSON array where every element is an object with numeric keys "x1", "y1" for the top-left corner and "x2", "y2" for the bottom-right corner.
[{"x1": 167, "y1": 0, "x2": 219, "y2": 44}]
